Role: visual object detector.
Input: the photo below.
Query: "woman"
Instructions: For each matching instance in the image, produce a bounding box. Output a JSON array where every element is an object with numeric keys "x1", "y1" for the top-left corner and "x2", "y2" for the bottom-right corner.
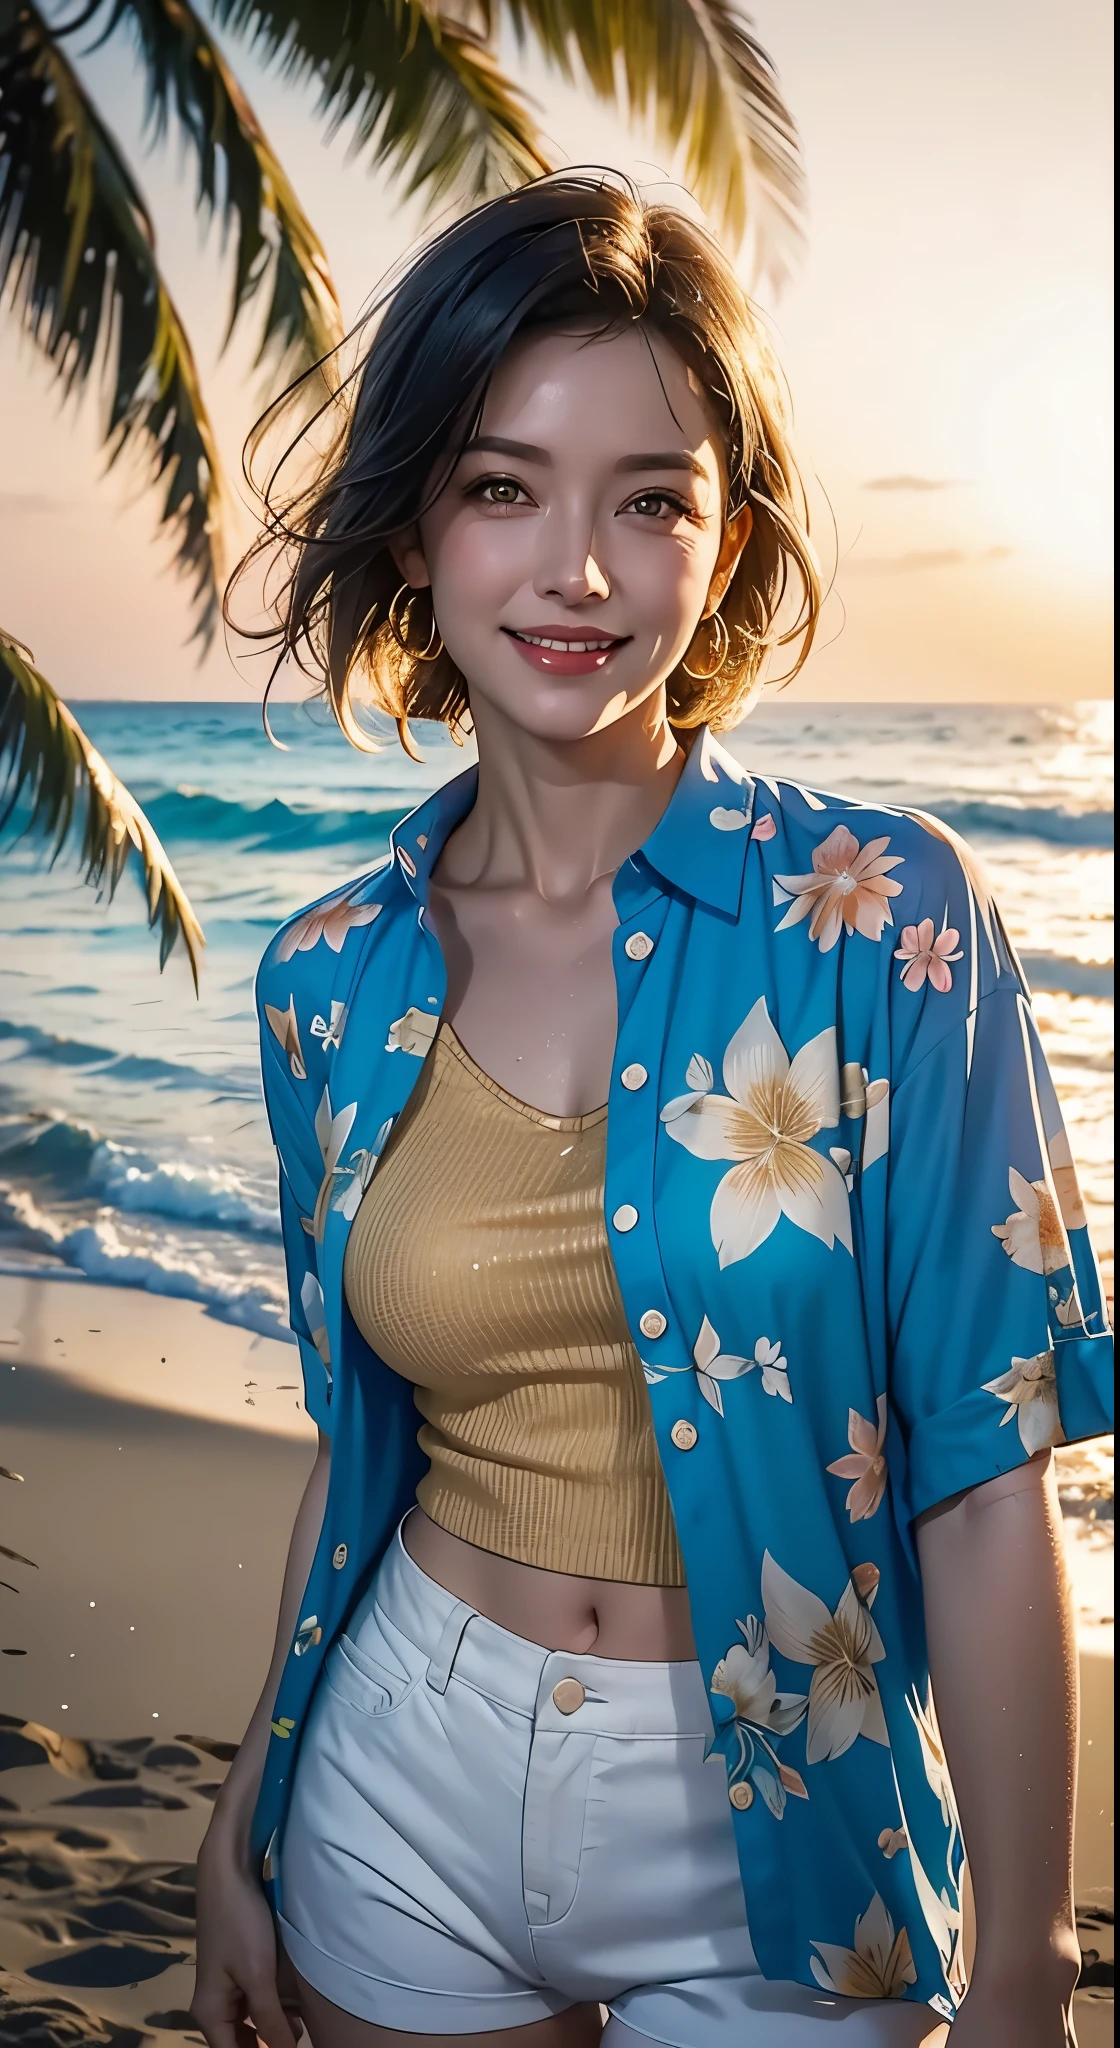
[{"x1": 193, "y1": 174, "x2": 1112, "y2": 2048}]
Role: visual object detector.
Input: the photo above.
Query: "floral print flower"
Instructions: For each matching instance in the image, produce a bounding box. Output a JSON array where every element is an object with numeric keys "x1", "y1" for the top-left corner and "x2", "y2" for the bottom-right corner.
[
  {"x1": 894, "y1": 916, "x2": 963, "y2": 993},
  {"x1": 992, "y1": 1168, "x2": 1068, "y2": 1275},
  {"x1": 299, "y1": 1272, "x2": 330, "y2": 1372},
  {"x1": 827, "y1": 1395, "x2": 888, "y2": 1521},
  {"x1": 277, "y1": 887, "x2": 381, "y2": 962},
  {"x1": 753, "y1": 1336, "x2": 792, "y2": 1402},
  {"x1": 386, "y1": 1006, "x2": 439, "y2": 1056},
  {"x1": 293, "y1": 1614, "x2": 322, "y2": 1656},
  {"x1": 902, "y1": 1686, "x2": 969, "y2": 2007},
  {"x1": 839, "y1": 1065, "x2": 891, "y2": 1172},
  {"x1": 877, "y1": 1827, "x2": 908, "y2": 1859},
  {"x1": 830, "y1": 1146, "x2": 854, "y2": 1191},
  {"x1": 774, "y1": 825, "x2": 904, "y2": 953},
  {"x1": 645, "y1": 1319, "x2": 793, "y2": 1411},
  {"x1": 983, "y1": 1349, "x2": 1065, "y2": 1454},
  {"x1": 661, "y1": 998, "x2": 851, "y2": 1267},
  {"x1": 310, "y1": 1000, "x2": 347, "y2": 1052},
  {"x1": 906, "y1": 1686, "x2": 956, "y2": 1832},
  {"x1": 751, "y1": 812, "x2": 777, "y2": 842},
  {"x1": 332, "y1": 1117, "x2": 394, "y2": 1222},
  {"x1": 810, "y1": 1893, "x2": 918, "y2": 1999},
  {"x1": 1050, "y1": 1284, "x2": 1085, "y2": 1330},
  {"x1": 711, "y1": 1615, "x2": 808, "y2": 1817},
  {"x1": 762, "y1": 1553, "x2": 889, "y2": 1764},
  {"x1": 688, "y1": 1316, "x2": 750, "y2": 1414},
  {"x1": 311, "y1": 1086, "x2": 357, "y2": 1240},
  {"x1": 264, "y1": 996, "x2": 306, "y2": 1080}
]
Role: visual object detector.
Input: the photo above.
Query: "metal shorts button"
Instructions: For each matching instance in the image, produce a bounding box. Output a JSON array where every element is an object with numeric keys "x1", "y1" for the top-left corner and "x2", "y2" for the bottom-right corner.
[
  {"x1": 670, "y1": 1419, "x2": 698, "y2": 1451},
  {"x1": 612, "y1": 1204, "x2": 639, "y2": 1232},
  {"x1": 331, "y1": 1543, "x2": 348, "y2": 1570},
  {"x1": 620, "y1": 1062, "x2": 648, "y2": 1090},
  {"x1": 552, "y1": 1678, "x2": 586, "y2": 1715},
  {"x1": 639, "y1": 1309, "x2": 667, "y2": 1339},
  {"x1": 624, "y1": 932, "x2": 654, "y2": 961}
]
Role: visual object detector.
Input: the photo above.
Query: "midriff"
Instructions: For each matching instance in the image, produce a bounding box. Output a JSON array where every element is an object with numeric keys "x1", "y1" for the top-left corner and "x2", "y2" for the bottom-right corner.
[{"x1": 402, "y1": 1507, "x2": 697, "y2": 1661}]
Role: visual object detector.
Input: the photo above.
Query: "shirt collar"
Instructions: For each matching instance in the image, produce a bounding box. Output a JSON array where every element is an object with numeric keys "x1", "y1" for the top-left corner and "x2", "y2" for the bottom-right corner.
[
  {"x1": 386, "y1": 726, "x2": 755, "y2": 918},
  {"x1": 637, "y1": 728, "x2": 755, "y2": 916}
]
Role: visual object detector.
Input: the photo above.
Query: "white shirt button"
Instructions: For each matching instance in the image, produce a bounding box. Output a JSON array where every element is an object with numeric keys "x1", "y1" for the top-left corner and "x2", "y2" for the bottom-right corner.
[
  {"x1": 612, "y1": 1204, "x2": 639, "y2": 1233},
  {"x1": 620, "y1": 1062, "x2": 648, "y2": 1091},
  {"x1": 639, "y1": 1309, "x2": 667, "y2": 1340},
  {"x1": 670, "y1": 1419, "x2": 698, "y2": 1451},
  {"x1": 625, "y1": 932, "x2": 654, "y2": 961},
  {"x1": 331, "y1": 1543, "x2": 348, "y2": 1570}
]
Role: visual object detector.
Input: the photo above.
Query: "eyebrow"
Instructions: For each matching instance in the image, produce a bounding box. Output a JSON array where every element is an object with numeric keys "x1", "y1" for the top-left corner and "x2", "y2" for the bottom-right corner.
[
  {"x1": 615, "y1": 451, "x2": 707, "y2": 479},
  {"x1": 464, "y1": 435, "x2": 550, "y2": 464},
  {"x1": 462, "y1": 435, "x2": 707, "y2": 480}
]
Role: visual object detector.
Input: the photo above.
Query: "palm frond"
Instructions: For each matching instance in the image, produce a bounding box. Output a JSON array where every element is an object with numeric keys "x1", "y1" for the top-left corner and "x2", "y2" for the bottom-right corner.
[
  {"x1": 0, "y1": 2, "x2": 224, "y2": 641},
  {"x1": 210, "y1": 0, "x2": 552, "y2": 206},
  {"x1": 65, "y1": 0, "x2": 344, "y2": 372},
  {"x1": 501, "y1": 0, "x2": 805, "y2": 277},
  {"x1": 0, "y1": 626, "x2": 205, "y2": 990}
]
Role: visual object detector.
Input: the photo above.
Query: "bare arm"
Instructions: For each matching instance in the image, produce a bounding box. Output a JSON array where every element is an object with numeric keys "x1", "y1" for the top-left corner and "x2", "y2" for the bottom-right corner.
[
  {"x1": 193, "y1": 1429, "x2": 330, "y2": 2048},
  {"x1": 916, "y1": 1450, "x2": 1081, "y2": 2044}
]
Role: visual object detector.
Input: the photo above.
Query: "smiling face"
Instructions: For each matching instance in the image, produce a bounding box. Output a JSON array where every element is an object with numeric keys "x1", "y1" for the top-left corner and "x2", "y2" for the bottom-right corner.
[{"x1": 392, "y1": 324, "x2": 750, "y2": 746}]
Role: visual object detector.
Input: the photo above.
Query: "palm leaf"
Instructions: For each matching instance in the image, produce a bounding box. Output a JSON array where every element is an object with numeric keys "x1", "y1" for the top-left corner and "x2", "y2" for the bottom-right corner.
[
  {"x1": 0, "y1": 2, "x2": 224, "y2": 640},
  {"x1": 210, "y1": 0, "x2": 552, "y2": 205},
  {"x1": 63, "y1": 0, "x2": 344, "y2": 372},
  {"x1": 501, "y1": 0, "x2": 804, "y2": 275},
  {"x1": 0, "y1": 627, "x2": 205, "y2": 990}
]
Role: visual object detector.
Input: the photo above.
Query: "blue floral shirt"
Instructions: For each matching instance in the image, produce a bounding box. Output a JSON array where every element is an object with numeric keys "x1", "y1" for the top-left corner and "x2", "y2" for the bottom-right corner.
[{"x1": 252, "y1": 729, "x2": 1112, "y2": 2018}]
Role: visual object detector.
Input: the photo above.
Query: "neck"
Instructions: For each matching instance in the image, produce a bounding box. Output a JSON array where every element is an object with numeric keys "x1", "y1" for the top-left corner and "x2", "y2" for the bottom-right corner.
[{"x1": 442, "y1": 693, "x2": 686, "y2": 902}]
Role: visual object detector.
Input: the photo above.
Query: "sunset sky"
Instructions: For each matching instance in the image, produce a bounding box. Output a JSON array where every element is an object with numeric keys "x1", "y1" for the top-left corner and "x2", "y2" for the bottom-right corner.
[{"x1": 0, "y1": 0, "x2": 1112, "y2": 703}]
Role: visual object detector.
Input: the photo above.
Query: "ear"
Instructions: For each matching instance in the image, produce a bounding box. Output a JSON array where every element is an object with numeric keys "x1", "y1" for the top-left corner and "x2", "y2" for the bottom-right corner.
[
  {"x1": 389, "y1": 524, "x2": 431, "y2": 591},
  {"x1": 706, "y1": 504, "x2": 754, "y2": 613}
]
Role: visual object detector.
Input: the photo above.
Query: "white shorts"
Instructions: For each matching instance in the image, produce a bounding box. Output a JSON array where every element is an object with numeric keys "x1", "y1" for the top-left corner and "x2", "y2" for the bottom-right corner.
[{"x1": 278, "y1": 1526, "x2": 943, "y2": 2044}]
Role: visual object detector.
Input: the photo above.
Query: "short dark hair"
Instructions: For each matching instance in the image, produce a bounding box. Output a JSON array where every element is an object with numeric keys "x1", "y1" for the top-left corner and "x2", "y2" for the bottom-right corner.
[{"x1": 231, "y1": 170, "x2": 820, "y2": 757}]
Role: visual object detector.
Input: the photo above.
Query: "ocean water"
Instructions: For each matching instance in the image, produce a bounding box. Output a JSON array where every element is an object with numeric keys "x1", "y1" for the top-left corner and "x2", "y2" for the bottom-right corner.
[{"x1": 0, "y1": 699, "x2": 1112, "y2": 1343}]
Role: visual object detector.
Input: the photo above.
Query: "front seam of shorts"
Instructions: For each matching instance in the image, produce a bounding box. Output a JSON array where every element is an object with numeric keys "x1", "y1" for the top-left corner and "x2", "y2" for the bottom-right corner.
[{"x1": 278, "y1": 1912, "x2": 576, "y2": 2032}]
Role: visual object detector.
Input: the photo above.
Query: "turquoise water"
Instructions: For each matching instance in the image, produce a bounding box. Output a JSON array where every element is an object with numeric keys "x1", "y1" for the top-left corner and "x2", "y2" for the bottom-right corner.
[{"x1": 0, "y1": 699, "x2": 1112, "y2": 1340}]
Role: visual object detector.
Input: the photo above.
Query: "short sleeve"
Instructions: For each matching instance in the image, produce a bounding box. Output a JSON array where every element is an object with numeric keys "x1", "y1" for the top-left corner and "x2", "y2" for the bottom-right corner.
[{"x1": 885, "y1": 982, "x2": 1113, "y2": 1521}]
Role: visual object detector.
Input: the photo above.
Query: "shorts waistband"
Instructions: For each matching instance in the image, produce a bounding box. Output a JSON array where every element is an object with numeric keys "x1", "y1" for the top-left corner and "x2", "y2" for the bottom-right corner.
[{"x1": 364, "y1": 1520, "x2": 715, "y2": 1741}]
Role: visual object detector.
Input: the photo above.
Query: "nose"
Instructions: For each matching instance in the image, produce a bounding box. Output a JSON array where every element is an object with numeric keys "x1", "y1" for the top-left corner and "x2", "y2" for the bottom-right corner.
[{"x1": 533, "y1": 504, "x2": 610, "y2": 606}]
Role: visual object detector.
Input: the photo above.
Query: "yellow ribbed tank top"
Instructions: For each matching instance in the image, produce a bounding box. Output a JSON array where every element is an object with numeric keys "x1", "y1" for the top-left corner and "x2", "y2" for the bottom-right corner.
[{"x1": 343, "y1": 1023, "x2": 685, "y2": 1586}]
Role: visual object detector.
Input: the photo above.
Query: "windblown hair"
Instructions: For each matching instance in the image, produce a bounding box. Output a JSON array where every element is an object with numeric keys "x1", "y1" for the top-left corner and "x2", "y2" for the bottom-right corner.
[{"x1": 230, "y1": 170, "x2": 820, "y2": 758}]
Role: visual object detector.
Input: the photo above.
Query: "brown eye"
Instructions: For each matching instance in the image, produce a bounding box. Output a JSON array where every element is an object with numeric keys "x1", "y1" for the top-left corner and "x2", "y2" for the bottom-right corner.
[
  {"x1": 627, "y1": 491, "x2": 685, "y2": 519},
  {"x1": 479, "y1": 477, "x2": 524, "y2": 505}
]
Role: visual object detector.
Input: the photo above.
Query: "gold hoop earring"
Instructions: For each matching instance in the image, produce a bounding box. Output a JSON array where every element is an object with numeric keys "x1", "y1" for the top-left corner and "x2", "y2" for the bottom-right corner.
[
  {"x1": 388, "y1": 582, "x2": 443, "y2": 662},
  {"x1": 681, "y1": 609, "x2": 730, "y2": 681}
]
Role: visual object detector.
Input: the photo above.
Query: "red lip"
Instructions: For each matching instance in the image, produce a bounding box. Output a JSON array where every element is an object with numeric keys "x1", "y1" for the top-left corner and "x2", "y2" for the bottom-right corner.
[{"x1": 502, "y1": 625, "x2": 629, "y2": 677}]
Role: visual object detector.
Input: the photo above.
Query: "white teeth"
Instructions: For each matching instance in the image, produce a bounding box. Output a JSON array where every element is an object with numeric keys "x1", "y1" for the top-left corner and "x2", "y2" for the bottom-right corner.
[{"x1": 516, "y1": 633, "x2": 616, "y2": 651}]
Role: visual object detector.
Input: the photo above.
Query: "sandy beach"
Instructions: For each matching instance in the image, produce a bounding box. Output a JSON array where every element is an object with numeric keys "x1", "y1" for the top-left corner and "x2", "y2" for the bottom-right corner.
[{"x1": 0, "y1": 1273, "x2": 1112, "y2": 2045}]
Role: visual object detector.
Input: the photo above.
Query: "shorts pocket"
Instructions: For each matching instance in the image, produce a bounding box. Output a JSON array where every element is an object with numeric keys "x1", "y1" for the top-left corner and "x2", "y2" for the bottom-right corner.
[{"x1": 325, "y1": 1607, "x2": 423, "y2": 1718}]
